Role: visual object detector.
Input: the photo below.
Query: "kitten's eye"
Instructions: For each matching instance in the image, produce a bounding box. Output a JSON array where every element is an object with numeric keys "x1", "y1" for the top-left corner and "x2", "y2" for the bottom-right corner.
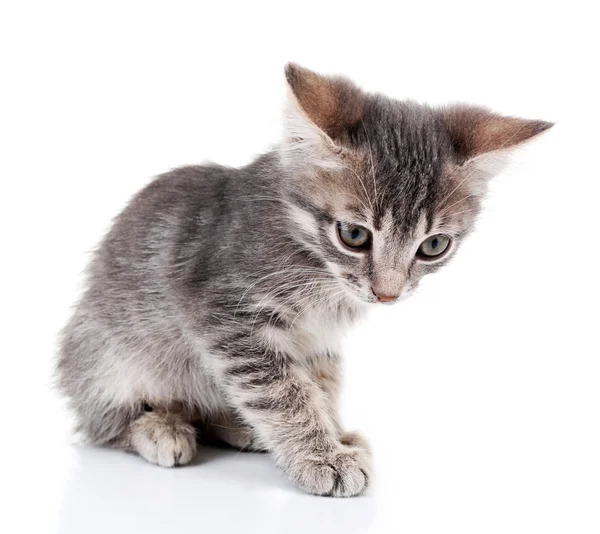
[
  {"x1": 417, "y1": 234, "x2": 451, "y2": 259},
  {"x1": 337, "y1": 222, "x2": 371, "y2": 250}
]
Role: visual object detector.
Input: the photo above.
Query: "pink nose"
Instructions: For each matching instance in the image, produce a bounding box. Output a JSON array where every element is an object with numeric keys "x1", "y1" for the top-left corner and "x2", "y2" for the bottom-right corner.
[{"x1": 372, "y1": 289, "x2": 400, "y2": 303}]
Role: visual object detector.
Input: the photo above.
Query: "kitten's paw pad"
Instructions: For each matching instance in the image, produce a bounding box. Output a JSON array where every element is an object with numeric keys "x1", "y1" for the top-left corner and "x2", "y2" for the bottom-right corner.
[
  {"x1": 130, "y1": 413, "x2": 197, "y2": 467},
  {"x1": 340, "y1": 431, "x2": 371, "y2": 453},
  {"x1": 294, "y1": 447, "x2": 372, "y2": 497}
]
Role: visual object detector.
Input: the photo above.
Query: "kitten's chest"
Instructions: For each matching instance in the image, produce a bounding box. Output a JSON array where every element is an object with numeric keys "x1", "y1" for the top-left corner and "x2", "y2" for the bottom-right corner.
[{"x1": 285, "y1": 303, "x2": 361, "y2": 358}]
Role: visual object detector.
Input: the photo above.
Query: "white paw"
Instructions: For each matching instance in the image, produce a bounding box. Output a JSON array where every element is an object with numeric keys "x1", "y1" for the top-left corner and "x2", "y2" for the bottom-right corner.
[
  {"x1": 130, "y1": 413, "x2": 197, "y2": 467},
  {"x1": 290, "y1": 445, "x2": 372, "y2": 497}
]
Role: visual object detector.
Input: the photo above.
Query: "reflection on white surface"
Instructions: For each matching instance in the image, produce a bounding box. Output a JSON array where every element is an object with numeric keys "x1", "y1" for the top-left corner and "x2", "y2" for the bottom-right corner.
[{"x1": 57, "y1": 446, "x2": 376, "y2": 534}]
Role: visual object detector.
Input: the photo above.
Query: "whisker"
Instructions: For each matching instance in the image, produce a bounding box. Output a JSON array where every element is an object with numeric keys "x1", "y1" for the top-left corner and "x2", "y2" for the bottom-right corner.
[
  {"x1": 342, "y1": 162, "x2": 374, "y2": 214},
  {"x1": 441, "y1": 193, "x2": 478, "y2": 212},
  {"x1": 361, "y1": 117, "x2": 381, "y2": 215}
]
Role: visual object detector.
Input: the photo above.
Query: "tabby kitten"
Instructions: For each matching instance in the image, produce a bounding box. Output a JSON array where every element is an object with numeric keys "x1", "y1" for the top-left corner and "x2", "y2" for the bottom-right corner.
[{"x1": 57, "y1": 64, "x2": 551, "y2": 497}]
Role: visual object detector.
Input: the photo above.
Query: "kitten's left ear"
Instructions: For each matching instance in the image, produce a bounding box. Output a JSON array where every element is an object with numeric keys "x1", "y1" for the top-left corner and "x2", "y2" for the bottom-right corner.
[
  {"x1": 281, "y1": 63, "x2": 366, "y2": 167},
  {"x1": 439, "y1": 104, "x2": 554, "y2": 173}
]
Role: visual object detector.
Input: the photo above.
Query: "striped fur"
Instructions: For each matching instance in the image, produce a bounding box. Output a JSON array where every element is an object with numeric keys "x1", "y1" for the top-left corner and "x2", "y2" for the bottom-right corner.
[{"x1": 56, "y1": 64, "x2": 551, "y2": 496}]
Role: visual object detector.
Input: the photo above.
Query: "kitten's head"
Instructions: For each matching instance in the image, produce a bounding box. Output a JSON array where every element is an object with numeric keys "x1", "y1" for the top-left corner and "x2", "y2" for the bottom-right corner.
[{"x1": 279, "y1": 63, "x2": 552, "y2": 305}]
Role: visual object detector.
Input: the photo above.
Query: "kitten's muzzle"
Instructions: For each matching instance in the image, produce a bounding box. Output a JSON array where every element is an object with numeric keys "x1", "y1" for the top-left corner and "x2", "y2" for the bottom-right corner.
[{"x1": 371, "y1": 287, "x2": 400, "y2": 303}]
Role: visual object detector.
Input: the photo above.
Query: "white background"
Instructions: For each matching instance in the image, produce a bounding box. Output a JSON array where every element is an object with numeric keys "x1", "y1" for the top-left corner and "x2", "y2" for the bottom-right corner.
[{"x1": 1, "y1": 2, "x2": 599, "y2": 533}]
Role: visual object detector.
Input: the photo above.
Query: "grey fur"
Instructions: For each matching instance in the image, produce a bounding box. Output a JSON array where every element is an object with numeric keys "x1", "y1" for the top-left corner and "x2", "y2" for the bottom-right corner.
[{"x1": 57, "y1": 63, "x2": 551, "y2": 496}]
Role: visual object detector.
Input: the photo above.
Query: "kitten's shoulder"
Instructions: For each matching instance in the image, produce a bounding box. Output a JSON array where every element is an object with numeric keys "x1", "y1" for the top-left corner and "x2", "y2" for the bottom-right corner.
[
  {"x1": 117, "y1": 163, "x2": 244, "y2": 224},
  {"x1": 145, "y1": 163, "x2": 237, "y2": 197},
  {"x1": 138, "y1": 150, "x2": 278, "y2": 205}
]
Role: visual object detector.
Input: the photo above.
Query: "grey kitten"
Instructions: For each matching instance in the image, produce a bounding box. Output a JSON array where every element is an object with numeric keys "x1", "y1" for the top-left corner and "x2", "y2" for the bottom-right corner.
[{"x1": 57, "y1": 63, "x2": 552, "y2": 497}]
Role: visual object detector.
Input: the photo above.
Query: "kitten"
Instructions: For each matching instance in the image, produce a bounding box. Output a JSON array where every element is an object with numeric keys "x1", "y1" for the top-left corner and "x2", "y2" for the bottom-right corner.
[{"x1": 57, "y1": 63, "x2": 552, "y2": 497}]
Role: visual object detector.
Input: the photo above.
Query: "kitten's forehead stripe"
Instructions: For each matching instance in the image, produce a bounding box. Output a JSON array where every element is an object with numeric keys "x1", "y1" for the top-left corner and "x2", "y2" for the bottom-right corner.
[{"x1": 348, "y1": 98, "x2": 450, "y2": 240}]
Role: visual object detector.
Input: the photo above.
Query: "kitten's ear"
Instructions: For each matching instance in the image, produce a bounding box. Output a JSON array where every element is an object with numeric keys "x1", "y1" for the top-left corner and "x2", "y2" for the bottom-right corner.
[
  {"x1": 440, "y1": 105, "x2": 553, "y2": 164},
  {"x1": 281, "y1": 63, "x2": 365, "y2": 167}
]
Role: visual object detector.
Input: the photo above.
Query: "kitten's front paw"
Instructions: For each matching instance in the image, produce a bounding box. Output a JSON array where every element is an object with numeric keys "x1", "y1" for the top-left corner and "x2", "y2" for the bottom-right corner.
[
  {"x1": 129, "y1": 412, "x2": 197, "y2": 467},
  {"x1": 290, "y1": 446, "x2": 372, "y2": 497}
]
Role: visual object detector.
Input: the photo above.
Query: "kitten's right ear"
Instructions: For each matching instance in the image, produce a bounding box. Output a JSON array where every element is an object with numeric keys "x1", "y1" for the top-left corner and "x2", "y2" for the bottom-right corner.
[
  {"x1": 281, "y1": 63, "x2": 365, "y2": 168},
  {"x1": 440, "y1": 105, "x2": 554, "y2": 169}
]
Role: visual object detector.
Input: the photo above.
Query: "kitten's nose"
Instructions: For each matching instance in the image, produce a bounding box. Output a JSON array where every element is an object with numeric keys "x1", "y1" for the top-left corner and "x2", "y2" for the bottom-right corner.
[{"x1": 371, "y1": 288, "x2": 400, "y2": 303}]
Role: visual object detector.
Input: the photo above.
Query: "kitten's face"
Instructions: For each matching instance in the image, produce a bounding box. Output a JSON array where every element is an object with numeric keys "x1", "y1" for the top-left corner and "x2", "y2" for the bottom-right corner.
[
  {"x1": 287, "y1": 125, "x2": 481, "y2": 305},
  {"x1": 319, "y1": 189, "x2": 474, "y2": 306},
  {"x1": 281, "y1": 64, "x2": 551, "y2": 306}
]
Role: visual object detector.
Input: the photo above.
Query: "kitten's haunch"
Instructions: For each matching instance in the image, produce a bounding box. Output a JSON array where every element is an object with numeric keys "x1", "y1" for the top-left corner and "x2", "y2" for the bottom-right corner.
[{"x1": 56, "y1": 63, "x2": 552, "y2": 497}]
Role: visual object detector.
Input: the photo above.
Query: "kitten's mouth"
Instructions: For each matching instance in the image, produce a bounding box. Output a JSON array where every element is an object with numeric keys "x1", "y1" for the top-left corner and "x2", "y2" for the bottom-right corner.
[{"x1": 337, "y1": 280, "x2": 378, "y2": 305}]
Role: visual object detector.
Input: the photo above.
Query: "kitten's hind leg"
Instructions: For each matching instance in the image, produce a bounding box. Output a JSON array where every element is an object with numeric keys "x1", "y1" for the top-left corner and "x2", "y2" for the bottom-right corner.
[{"x1": 115, "y1": 410, "x2": 197, "y2": 467}]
